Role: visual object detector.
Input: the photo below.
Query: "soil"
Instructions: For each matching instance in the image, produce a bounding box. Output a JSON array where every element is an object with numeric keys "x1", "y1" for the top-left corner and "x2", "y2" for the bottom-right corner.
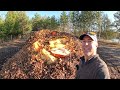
[
  {"x1": 98, "y1": 40, "x2": 120, "y2": 79},
  {"x1": 0, "y1": 39, "x2": 26, "y2": 71}
]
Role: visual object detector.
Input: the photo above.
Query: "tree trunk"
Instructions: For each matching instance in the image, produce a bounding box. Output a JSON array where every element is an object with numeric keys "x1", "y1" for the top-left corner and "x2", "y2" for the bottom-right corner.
[{"x1": 10, "y1": 35, "x2": 13, "y2": 40}]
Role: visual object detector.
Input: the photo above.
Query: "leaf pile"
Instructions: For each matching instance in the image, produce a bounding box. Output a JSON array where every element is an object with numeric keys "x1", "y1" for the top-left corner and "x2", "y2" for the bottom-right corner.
[{"x1": 0, "y1": 30, "x2": 83, "y2": 79}]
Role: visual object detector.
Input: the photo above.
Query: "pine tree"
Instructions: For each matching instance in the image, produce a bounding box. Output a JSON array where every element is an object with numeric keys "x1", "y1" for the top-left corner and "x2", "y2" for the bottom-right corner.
[{"x1": 60, "y1": 11, "x2": 68, "y2": 32}]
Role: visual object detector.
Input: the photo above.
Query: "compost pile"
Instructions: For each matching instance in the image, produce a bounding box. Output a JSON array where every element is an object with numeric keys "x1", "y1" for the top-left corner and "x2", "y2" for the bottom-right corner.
[{"x1": 0, "y1": 30, "x2": 83, "y2": 79}]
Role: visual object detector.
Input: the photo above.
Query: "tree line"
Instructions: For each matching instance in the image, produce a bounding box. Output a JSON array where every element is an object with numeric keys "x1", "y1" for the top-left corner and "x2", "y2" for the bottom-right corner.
[{"x1": 0, "y1": 11, "x2": 120, "y2": 41}]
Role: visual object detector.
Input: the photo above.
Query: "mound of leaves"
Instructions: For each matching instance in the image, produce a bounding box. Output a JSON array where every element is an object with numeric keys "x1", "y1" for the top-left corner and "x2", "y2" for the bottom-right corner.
[{"x1": 0, "y1": 30, "x2": 83, "y2": 79}]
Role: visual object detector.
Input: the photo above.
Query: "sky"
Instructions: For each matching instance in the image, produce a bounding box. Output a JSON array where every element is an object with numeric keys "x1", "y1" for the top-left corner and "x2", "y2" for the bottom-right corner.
[{"x1": 0, "y1": 11, "x2": 117, "y2": 22}]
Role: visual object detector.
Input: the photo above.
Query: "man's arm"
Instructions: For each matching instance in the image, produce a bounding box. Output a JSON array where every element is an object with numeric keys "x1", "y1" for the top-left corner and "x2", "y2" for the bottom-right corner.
[{"x1": 95, "y1": 65, "x2": 110, "y2": 79}]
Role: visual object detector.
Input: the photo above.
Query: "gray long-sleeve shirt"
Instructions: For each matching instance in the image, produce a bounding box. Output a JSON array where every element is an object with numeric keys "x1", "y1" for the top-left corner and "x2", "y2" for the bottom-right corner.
[{"x1": 76, "y1": 54, "x2": 110, "y2": 79}]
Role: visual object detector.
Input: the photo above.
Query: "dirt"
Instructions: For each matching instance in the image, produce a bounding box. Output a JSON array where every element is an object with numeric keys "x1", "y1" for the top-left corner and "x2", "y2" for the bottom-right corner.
[
  {"x1": 0, "y1": 39, "x2": 26, "y2": 71},
  {"x1": 98, "y1": 40, "x2": 120, "y2": 79}
]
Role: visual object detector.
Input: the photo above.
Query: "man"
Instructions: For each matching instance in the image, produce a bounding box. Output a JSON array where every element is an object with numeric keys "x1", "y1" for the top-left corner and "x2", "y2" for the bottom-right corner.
[{"x1": 76, "y1": 32, "x2": 110, "y2": 79}]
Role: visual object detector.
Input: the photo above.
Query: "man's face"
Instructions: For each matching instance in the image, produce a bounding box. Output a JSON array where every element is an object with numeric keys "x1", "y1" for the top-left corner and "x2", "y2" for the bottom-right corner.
[{"x1": 81, "y1": 35, "x2": 98, "y2": 57}]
